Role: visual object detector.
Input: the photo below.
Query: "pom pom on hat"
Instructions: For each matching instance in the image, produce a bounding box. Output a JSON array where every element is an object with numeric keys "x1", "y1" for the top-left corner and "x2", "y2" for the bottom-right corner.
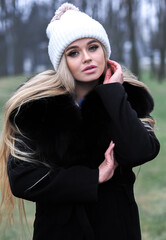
[
  {"x1": 46, "y1": 2, "x2": 111, "y2": 71},
  {"x1": 51, "y1": 3, "x2": 79, "y2": 21}
]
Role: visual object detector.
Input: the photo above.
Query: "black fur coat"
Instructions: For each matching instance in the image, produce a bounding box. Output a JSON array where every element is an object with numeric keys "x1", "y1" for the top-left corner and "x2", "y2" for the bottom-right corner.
[{"x1": 8, "y1": 82, "x2": 160, "y2": 240}]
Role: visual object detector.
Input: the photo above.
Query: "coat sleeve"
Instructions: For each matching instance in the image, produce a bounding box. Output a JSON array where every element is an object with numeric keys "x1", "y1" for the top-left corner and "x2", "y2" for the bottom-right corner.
[
  {"x1": 7, "y1": 154, "x2": 99, "y2": 203},
  {"x1": 95, "y1": 83, "x2": 160, "y2": 167},
  {"x1": 8, "y1": 95, "x2": 99, "y2": 204}
]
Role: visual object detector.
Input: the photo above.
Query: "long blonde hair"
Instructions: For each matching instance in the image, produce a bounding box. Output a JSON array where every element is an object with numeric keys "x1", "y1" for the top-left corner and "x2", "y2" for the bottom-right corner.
[
  {"x1": 0, "y1": 44, "x2": 155, "y2": 228},
  {"x1": 0, "y1": 54, "x2": 75, "y2": 227}
]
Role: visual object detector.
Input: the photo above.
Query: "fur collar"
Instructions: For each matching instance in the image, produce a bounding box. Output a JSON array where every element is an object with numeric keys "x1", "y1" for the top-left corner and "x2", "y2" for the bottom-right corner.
[
  {"x1": 10, "y1": 82, "x2": 154, "y2": 168},
  {"x1": 11, "y1": 81, "x2": 154, "y2": 132},
  {"x1": 123, "y1": 82, "x2": 154, "y2": 117}
]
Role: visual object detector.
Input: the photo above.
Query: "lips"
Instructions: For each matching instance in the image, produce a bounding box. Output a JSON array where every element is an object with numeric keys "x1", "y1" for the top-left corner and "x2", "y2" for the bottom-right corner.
[{"x1": 82, "y1": 65, "x2": 97, "y2": 72}]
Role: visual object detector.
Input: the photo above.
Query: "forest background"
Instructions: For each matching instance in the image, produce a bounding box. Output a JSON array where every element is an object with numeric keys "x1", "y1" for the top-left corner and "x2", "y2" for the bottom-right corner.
[{"x1": 0, "y1": 0, "x2": 166, "y2": 80}]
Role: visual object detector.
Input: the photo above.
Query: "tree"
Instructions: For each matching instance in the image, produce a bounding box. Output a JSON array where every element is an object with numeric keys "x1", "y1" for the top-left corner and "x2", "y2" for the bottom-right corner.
[
  {"x1": 123, "y1": 0, "x2": 140, "y2": 76},
  {"x1": 157, "y1": 0, "x2": 166, "y2": 80},
  {"x1": 0, "y1": 0, "x2": 25, "y2": 75},
  {"x1": 103, "y1": 1, "x2": 128, "y2": 64},
  {"x1": 24, "y1": 3, "x2": 52, "y2": 72},
  {"x1": 13, "y1": 12, "x2": 26, "y2": 74},
  {"x1": 0, "y1": 0, "x2": 10, "y2": 76},
  {"x1": 146, "y1": 0, "x2": 166, "y2": 81}
]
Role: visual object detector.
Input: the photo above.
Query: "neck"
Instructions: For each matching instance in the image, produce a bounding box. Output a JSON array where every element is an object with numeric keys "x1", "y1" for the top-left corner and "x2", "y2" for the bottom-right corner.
[{"x1": 75, "y1": 79, "x2": 99, "y2": 102}]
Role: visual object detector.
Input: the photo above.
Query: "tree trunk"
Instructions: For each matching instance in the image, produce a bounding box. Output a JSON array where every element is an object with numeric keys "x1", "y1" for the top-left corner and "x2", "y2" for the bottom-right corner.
[
  {"x1": 158, "y1": 47, "x2": 165, "y2": 81},
  {"x1": 127, "y1": 0, "x2": 139, "y2": 76},
  {"x1": 0, "y1": 34, "x2": 8, "y2": 76}
]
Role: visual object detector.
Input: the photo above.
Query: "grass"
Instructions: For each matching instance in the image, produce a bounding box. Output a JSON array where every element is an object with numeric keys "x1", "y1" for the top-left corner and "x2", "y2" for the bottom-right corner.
[
  {"x1": 0, "y1": 201, "x2": 35, "y2": 240},
  {"x1": 0, "y1": 75, "x2": 27, "y2": 133},
  {"x1": 134, "y1": 72, "x2": 166, "y2": 240},
  {"x1": 0, "y1": 73, "x2": 166, "y2": 239}
]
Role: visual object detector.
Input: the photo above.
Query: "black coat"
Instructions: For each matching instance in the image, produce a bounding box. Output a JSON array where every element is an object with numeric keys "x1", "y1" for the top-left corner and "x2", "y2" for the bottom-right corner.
[{"x1": 7, "y1": 82, "x2": 160, "y2": 240}]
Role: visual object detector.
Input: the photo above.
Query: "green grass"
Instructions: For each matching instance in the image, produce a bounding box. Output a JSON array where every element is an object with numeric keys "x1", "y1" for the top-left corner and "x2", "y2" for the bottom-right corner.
[
  {"x1": 0, "y1": 75, "x2": 27, "y2": 132},
  {"x1": 134, "y1": 72, "x2": 166, "y2": 240},
  {"x1": 0, "y1": 201, "x2": 35, "y2": 240},
  {"x1": 0, "y1": 73, "x2": 166, "y2": 239}
]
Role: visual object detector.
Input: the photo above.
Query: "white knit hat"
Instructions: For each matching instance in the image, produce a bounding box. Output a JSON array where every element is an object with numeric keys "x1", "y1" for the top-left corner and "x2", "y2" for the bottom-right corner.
[{"x1": 46, "y1": 2, "x2": 111, "y2": 71}]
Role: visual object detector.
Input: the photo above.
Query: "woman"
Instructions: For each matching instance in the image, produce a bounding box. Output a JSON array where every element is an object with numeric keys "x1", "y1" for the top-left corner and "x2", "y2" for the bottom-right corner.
[{"x1": 0, "y1": 3, "x2": 160, "y2": 240}]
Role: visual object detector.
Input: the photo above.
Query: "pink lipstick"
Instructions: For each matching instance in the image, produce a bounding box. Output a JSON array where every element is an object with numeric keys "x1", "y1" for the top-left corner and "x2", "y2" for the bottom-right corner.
[{"x1": 82, "y1": 65, "x2": 97, "y2": 74}]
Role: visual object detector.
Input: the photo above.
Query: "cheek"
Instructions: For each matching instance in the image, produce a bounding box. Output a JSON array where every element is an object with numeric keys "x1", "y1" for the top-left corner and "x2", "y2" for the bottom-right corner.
[
  {"x1": 69, "y1": 65, "x2": 79, "y2": 78},
  {"x1": 68, "y1": 64, "x2": 74, "y2": 74},
  {"x1": 97, "y1": 50, "x2": 106, "y2": 69},
  {"x1": 66, "y1": 59, "x2": 77, "y2": 76},
  {"x1": 99, "y1": 56, "x2": 106, "y2": 73}
]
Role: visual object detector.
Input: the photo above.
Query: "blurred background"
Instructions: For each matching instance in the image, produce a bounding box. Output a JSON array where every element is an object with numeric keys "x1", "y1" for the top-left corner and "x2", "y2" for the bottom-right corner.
[
  {"x1": 0, "y1": 0, "x2": 166, "y2": 79},
  {"x1": 0, "y1": 0, "x2": 166, "y2": 240}
]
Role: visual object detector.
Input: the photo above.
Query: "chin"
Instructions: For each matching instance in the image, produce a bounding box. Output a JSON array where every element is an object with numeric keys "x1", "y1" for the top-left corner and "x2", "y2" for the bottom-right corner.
[{"x1": 83, "y1": 74, "x2": 102, "y2": 82}]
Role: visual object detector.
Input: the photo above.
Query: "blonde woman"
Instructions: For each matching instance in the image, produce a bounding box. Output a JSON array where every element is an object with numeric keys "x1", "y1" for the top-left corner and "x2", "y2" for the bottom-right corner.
[{"x1": 0, "y1": 3, "x2": 160, "y2": 240}]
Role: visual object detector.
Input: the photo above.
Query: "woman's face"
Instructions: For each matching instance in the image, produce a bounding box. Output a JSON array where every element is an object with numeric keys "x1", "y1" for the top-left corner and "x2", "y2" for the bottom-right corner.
[{"x1": 65, "y1": 38, "x2": 106, "y2": 83}]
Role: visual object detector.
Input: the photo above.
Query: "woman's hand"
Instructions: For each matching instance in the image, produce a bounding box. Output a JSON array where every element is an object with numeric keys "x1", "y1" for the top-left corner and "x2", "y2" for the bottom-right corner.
[
  {"x1": 104, "y1": 60, "x2": 124, "y2": 85},
  {"x1": 98, "y1": 141, "x2": 118, "y2": 184}
]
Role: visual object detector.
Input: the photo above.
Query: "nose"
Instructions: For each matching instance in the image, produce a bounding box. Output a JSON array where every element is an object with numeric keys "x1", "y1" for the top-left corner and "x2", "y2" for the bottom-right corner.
[{"x1": 82, "y1": 50, "x2": 92, "y2": 63}]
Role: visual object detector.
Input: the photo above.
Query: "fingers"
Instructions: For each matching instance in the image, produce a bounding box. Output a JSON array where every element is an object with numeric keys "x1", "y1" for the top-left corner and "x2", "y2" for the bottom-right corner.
[
  {"x1": 106, "y1": 141, "x2": 115, "y2": 153},
  {"x1": 98, "y1": 141, "x2": 118, "y2": 184},
  {"x1": 105, "y1": 141, "x2": 114, "y2": 161},
  {"x1": 105, "y1": 141, "x2": 118, "y2": 170},
  {"x1": 104, "y1": 141, "x2": 116, "y2": 169},
  {"x1": 104, "y1": 60, "x2": 124, "y2": 84},
  {"x1": 107, "y1": 60, "x2": 120, "y2": 75},
  {"x1": 110, "y1": 61, "x2": 123, "y2": 84},
  {"x1": 104, "y1": 68, "x2": 112, "y2": 83}
]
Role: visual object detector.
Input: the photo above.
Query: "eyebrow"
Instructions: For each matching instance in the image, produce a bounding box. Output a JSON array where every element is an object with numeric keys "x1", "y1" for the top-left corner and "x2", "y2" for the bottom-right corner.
[{"x1": 65, "y1": 40, "x2": 98, "y2": 52}]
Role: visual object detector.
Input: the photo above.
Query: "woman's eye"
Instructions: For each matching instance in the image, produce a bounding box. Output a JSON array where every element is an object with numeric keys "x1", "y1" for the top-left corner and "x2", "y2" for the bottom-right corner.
[
  {"x1": 89, "y1": 45, "x2": 99, "y2": 51},
  {"x1": 68, "y1": 51, "x2": 78, "y2": 57}
]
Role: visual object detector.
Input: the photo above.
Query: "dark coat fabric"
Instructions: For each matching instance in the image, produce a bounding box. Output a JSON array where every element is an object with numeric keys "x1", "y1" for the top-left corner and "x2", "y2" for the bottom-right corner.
[{"x1": 7, "y1": 82, "x2": 160, "y2": 240}]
